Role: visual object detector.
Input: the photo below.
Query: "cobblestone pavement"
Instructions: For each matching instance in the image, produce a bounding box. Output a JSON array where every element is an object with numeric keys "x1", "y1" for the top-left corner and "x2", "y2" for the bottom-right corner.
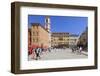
[{"x1": 29, "y1": 48, "x2": 88, "y2": 60}]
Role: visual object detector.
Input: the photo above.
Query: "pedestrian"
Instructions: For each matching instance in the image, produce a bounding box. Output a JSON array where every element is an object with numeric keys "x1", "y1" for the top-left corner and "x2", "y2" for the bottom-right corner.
[
  {"x1": 31, "y1": 48, "x2": 35, "y2": 59},
  {"x1": 72, "y1": 46, "x2": 76, "y2": 53},
  {"x1": 41, "y1": 48, "x2": 44, "y2": 52},
  {"x1": 75, "y1": 46, "x2": 78, "y2": 54},
  {"x1": 72, "y1": 48, "x2": 74, "y2": 53},
  {"x1": 35, "y1": 47, "x2": 41, "y2": 60},
  {"x1": 79, "y1": 46, "x2": 82, "y2": 54},
  {"x1": 39, "y1": 48, "x2": 42, "y2": 55},
  {"x1": 48, "y1": 47, "x2": 51, "y2": 52}
]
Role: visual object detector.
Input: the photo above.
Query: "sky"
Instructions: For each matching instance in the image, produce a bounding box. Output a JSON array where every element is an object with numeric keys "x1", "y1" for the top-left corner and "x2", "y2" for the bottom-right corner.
[{"x1": 28, "y1": 15, "x2": 88, "y2": 35}]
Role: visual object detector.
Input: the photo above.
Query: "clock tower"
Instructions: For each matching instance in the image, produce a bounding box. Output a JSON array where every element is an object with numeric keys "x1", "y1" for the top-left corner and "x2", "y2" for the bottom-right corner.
[
  {"x1": 45, "y1": 16, "x2": 51, "y2": 47},
  {"x1": 45, "y1": 16, "x2": 51, "y2": 32}
]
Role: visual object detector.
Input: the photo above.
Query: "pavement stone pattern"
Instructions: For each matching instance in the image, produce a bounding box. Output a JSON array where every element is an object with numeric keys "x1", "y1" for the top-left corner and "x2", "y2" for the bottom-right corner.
[{"x1": 28, "y1": 48, "x2": 88, "y2": 61}]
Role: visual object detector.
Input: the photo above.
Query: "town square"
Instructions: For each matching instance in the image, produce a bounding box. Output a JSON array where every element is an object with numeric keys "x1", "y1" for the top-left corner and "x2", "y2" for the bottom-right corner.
[{"x1": 28, "y1": 15, "x2": 88, "y2": 60}]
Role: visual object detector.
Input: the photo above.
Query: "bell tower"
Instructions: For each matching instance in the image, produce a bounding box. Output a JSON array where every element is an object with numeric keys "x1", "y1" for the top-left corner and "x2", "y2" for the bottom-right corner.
[
  {"x1": 45, "y1": 16, "x2": 50, "y2": 32},
  {"x1": 45, "y1": 16, "x2": 51, "y2": 47}
]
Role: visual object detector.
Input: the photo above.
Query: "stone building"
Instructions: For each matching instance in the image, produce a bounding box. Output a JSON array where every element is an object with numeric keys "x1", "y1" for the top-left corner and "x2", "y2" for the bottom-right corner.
[
  {"x1": 30, "y1": 23, "x2": 50, "y2": 48},
  {"x1": 28, "y1": 16, "x2": 51, "y2": 49},
  {"x1": 51, "y1": 32, "x2": 69, "y2": 48},
  {"x1": 28, "y1": 28, "x2": 31, "y2": 47},
  {"x1": 69, "y1": 34, "x2": 79, "y2": 48},
  {"x1": 77, "y1": 27, "x2": 88, "y2": 51}
]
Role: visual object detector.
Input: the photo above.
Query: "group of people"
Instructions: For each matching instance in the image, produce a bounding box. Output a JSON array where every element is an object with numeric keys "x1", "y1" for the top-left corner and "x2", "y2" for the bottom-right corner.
[
  {"x1": 29, "y1": 46, "x2": 83, "y2": 60},
  {"x1": 31, "y1": 47, "x2": 51, "y2": 60},
  {"x1": 71, "y1": 46, "x2": 82, "y2": 54}
]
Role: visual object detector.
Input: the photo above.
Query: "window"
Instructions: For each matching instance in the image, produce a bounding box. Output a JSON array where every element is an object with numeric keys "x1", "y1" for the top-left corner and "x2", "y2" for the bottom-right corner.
[
  {"x1": 59, "y1": 37, "x2": 63, "y2": 40},
  {"x1": 33, "y1": 39, "x2": 34, "y2": 42},
  {"x1": 32, "y1": 32, "x2": 34, "y2": 35},
  {"x1": 37, "y1": 32, "x2": 38, "y2": 35},
  {"x1": 36, "y1": 39, "x2": 38, "y2": 42},
  {"x1": 46, "y1": 19, "x2": 48, "y2": 23}
]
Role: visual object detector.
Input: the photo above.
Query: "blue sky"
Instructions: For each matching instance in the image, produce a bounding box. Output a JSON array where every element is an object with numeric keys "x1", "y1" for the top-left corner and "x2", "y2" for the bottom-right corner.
[{"x1": 28, "y1": 15, "x2": 88, "y2": 35}]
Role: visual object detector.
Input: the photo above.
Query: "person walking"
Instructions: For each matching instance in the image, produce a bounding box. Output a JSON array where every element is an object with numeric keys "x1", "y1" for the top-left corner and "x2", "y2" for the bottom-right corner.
[
  {"x1": 79, "y1": 46, "x2": 82, "y2": 54},
  {"x1": 72, "y1": 47, "x2": 74, "y2": 53},
  {"x1": 31, "y1": 48, "x2": 35, "y2": 59},
  {"x1": 35, "y1": 47, "x2": 41, "y2": 60},
  {"x1": 72, "y1": 46, "x2": 76, "y2": 53},
  {"x1": 48, "y1": 47, "x2": 51, "y2": 52}
]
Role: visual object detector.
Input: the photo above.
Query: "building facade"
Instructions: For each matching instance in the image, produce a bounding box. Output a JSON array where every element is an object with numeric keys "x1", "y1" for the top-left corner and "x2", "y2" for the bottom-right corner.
[
  {"x1": 77, "y1": 27, "x2": 88, "y2": 51},
  {"x1": 51, "y1": 33, "x2": 69, "y2": 48},
  {"x1": 69, "y1": 34, "x2": 79, "y2": 48},
  {"x1": 28, "y1": 28, "x2": 31, "y2": 47},
  {"x1": 30, "y1": 23, "x2": 50, "y2": 48},
  {"x1": 28, "y1": 16, "x2": 51, "y2": 50}
]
